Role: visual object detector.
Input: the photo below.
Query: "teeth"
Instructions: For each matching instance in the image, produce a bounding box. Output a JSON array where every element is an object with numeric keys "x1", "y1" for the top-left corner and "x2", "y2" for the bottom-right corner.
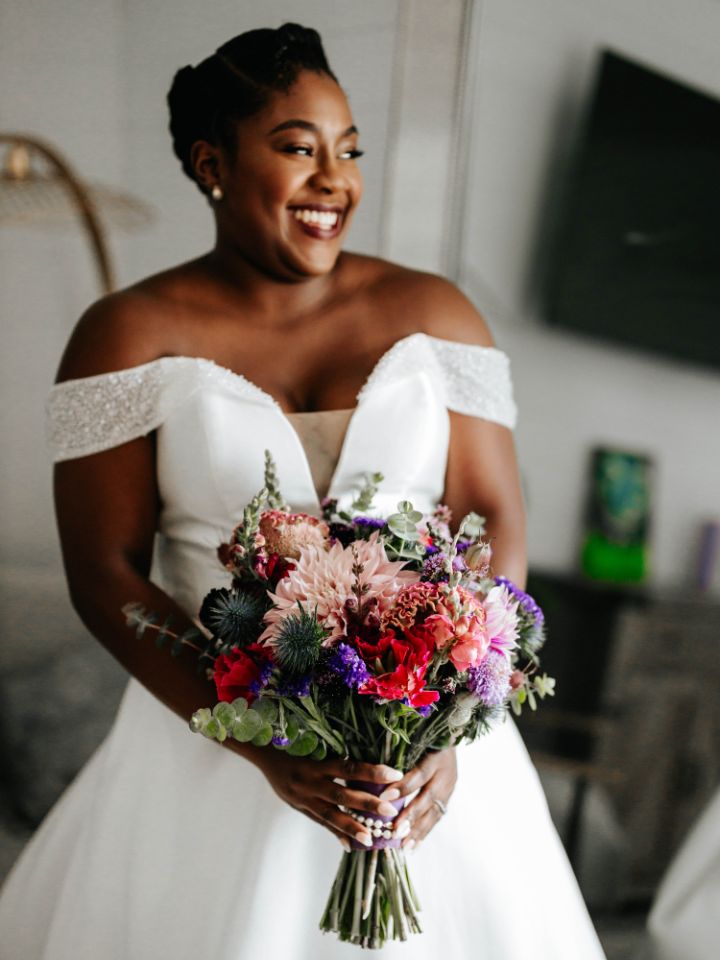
[{"x1": 293, "y1": 208, "x2": 339, "y2": 228}]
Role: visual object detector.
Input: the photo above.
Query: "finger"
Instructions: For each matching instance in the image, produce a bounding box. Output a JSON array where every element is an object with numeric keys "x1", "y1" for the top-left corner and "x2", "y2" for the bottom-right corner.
[
  {"x1": 403, "y1": 804, "x2": 444, "y2": 847},
  {"x1": 301, "y1": 807, "x2": 352, "y2": 851},
  {"x1": 392, "y1": 777, "x2": 440, "y2": 834},
  {"x1": 321, "y1": 757, "x2": 404, "y2": 785},
  {"x1": 313, "y1": 779, "x2": 401, "y2": 819},
  {"x1": 311, "y1": 800, "x2": 375, "y2": 847},
  {"x1": 387, "y1": 754, "x2": 437, "y2": 800}
]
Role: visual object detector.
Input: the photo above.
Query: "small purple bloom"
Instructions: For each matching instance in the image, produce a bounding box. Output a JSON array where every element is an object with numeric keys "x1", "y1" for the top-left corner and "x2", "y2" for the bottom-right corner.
[
  {"x1": 352, "y1": 517, "x2": 386, "y2": 533},
  {"x1": 277, "y1": 675, "x2": 312, "y2": 698},
  {"x1": 248, "y1": 661, "x2": 273, "y2": 696},
  {"x1": 422, "y1": 552, "x2": 450, "y2": 582},
  {"x1": 272, "y1": 735, "x2": 290, "y2": 747},
  {"x1": 467, "y1": 650, "x2": 512, "y2": 707},
  {"x1": 328, "y1": 643, "x2": 370, "y2": 689}
]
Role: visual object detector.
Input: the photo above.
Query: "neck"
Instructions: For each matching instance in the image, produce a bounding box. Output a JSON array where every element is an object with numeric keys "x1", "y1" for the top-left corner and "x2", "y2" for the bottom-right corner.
[{"x1": 203, "y1": 238, "x2": 342, "y2": 326}]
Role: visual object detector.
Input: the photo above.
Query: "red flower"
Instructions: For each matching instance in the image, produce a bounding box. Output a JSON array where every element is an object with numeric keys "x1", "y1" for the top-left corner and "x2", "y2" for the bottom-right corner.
[
  {"x1": 213, "y1": 644, "x2": 271, "y2": 704},
  {"x1": 358, "y1": 628, "x2": 439, "y2": 708}
]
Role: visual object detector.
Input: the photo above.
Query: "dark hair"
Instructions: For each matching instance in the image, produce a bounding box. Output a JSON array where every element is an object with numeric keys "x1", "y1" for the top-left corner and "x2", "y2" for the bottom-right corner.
[{"x1": 167, "y1": 23, "x2": 338, "y2": 188}]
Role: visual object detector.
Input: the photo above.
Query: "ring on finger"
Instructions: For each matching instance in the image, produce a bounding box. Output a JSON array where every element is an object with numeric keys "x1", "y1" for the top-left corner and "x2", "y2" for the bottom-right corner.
[{"x1": 433, "y1": 798, "x2": 448, "y2": 817}]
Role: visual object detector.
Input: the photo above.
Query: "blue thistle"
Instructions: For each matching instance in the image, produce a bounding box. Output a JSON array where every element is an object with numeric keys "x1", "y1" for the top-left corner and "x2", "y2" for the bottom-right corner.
[
  {"x1": 274, "y1": 606, "x2": 327, "y2": 676},
  {"x1": 199, "y1": 588, "x2": 265, "y2": 647}
]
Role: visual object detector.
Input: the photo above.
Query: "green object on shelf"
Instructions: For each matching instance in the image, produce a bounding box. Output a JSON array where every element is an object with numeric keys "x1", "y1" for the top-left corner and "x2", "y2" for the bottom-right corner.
[
  {"x1": 581, "y1": 448, "x2": 653, "y2": 584},
  {"x1": 581, "y1": 531, "x2": 647, "y2": 583}
]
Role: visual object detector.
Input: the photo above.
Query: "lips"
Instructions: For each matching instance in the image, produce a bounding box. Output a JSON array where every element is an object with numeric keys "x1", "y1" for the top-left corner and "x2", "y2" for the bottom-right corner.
[{"x1": 288, "y1": 203, "x2": 346, "y2": 240}]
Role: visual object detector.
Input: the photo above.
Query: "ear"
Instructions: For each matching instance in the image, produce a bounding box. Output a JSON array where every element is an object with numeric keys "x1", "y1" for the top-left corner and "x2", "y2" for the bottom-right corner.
[{"x1": 190, "y1": 140, "x2": 221, "y2": 192}]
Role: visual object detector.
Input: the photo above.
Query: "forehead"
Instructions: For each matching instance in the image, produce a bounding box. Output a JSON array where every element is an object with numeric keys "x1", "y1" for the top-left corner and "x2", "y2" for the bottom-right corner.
[{"x1": 252, "y1": 71, "x2": 354, "y2": 134}]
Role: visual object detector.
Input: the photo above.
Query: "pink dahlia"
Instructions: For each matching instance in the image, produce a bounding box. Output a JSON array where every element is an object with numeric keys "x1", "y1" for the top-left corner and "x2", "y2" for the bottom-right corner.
[
  {"x1": 260, "y1": 532, "x2": 419, "y2": 646},
  {"x1": 484, "y1": 583, "x2": 519, "y2": 656}
]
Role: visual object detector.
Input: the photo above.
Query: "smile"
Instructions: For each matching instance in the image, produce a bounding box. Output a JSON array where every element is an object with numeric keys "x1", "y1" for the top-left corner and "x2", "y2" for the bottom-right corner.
[{"x1": 292, "y1": 208, "x2": 340, "y2": 228}]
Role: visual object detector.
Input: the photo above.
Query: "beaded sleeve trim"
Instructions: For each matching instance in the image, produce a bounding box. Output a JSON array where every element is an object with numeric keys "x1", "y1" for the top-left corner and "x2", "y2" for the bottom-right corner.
[
  {"x1": 359, "y1": 333, "x2": 517, "y2": 428},
  {"x1": 45, "y1": 357, "x2": 275, "y2": 463}
]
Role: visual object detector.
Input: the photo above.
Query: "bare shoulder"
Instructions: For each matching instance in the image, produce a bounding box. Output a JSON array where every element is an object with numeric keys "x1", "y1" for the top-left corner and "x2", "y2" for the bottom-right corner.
[
  {"x1": 55, "y1": 261, "x2": 204, "y2": 383},
  {"x1": 345, "y1": 256, "x2": 494, "y2": 348}
]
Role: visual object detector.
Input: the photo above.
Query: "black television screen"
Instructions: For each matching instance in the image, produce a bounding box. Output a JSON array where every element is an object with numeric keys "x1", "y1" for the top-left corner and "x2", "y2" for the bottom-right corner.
[{"x1": 545, "y1": 51, "x2": 720, "y2": 370}]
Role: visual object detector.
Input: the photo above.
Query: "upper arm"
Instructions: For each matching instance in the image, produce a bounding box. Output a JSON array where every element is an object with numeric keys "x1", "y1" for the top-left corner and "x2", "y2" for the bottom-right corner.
[
  {"x1": 407, "y1": 275, "x2": 525, "y2": 553},
  {"x1": 53, "y1": 294, "x2": 166, "y2": 602}
]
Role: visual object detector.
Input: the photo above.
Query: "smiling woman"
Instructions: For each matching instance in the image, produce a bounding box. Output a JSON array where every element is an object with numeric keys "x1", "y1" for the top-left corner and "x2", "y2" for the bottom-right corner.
[{"x1": 0, "y1": 20, "x2": 606, "y2": 960}]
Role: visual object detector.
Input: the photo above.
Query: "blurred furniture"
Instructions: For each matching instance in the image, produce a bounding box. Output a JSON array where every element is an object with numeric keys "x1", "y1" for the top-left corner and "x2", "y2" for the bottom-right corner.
[
  {"x1": 519, "y1": 571, "x2": 720, "y2": 903},
  {"x1": 0, "y1": 133, "x2": 153, "y2": 293}
]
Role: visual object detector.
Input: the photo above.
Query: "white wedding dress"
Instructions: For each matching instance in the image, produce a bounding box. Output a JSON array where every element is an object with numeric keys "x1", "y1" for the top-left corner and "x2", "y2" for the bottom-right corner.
[{"x1": 0, "y1": 333, "x2": 606, "y2": 959}]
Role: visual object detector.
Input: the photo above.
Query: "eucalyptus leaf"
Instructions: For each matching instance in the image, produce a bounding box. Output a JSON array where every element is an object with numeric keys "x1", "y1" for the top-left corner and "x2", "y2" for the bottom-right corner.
[
  {"x1": 251, "y1": 723, "x2": 274, "y2": 747},
  {"x1": 231, "y1": 710, "x2": 264, "y2": 742},
  {"x1": 213, "y1": 702, "x2": 236, "y2": 728},
  {"x1": 287, "y1": 731, "x2": 319, "y2": 757},
  {"x1": 251, "y1": 699, "x2": 278, "y2": 724},
  {"x1": 310, "y1": 740, "x2": 328, "y2": 761},
  {"x1": 231, "y1": 698, "x2": 249, "y2": 715}
]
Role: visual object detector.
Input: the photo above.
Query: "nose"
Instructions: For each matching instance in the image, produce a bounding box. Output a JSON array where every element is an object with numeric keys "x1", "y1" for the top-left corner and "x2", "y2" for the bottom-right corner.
[{"x1": 308, "y1": 148, "x2": 347, "y2": 194}]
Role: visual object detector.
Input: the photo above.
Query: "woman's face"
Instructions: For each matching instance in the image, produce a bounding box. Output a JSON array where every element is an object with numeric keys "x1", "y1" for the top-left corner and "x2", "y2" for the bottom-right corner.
[{"x1": 211, "y1": 70, "x2": 364, "y2": 281}]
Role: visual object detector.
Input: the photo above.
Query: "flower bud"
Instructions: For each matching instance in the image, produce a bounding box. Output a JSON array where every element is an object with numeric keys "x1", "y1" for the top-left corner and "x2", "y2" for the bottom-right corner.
[{"x1": 464, "y1": 541, "x2": 492, "y2": 575}]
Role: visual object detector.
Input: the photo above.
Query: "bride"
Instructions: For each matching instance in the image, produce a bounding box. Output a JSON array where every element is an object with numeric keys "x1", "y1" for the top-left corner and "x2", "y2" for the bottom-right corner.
[{"x1": 0, "y1": 23, "x2": 606, "y2": 959}]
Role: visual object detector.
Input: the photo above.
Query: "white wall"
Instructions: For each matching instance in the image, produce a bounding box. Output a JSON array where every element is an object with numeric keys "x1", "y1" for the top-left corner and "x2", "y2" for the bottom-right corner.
[{"x1": 460, "y1": 0, "x2": 720, "y2": 586}]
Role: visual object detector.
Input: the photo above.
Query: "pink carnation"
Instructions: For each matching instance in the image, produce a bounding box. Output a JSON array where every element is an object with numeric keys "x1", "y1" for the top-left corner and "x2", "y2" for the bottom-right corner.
[{"x1": 260, "y1": 532, "x2": 419, "y2": 646}]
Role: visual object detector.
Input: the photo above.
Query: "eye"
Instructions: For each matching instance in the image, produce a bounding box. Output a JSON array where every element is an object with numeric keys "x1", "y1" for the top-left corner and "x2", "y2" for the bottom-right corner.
[
  {"x1": 282, "y1": 144, "x2": 314, "y2": 156},
  {"x1": 339, "y1": 148, "x2": 364, "y2": 160}
]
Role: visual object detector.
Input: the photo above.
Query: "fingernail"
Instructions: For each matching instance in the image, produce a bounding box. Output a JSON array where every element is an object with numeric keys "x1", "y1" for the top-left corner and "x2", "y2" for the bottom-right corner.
[
  {"x1": 384, "y1": 768, "x2": 404, "y2": 781},
  {"x1": 379, "y1": 787, "x2": 401, "y2": 801},
  {"x1": 378, "y1": 802, "x2": 398, "y2": 817},
  {"x1": 395, "y1": 819, "x2": 411, "y2": 839},
  {"x1": 357, "y1": 833, "x2": 373, "y2": 847}
]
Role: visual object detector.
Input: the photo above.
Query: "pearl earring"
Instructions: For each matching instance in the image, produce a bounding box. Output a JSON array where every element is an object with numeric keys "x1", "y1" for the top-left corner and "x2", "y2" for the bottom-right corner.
[{"x1": 211, "y1": 184, "x2": 223, "y2": 201}]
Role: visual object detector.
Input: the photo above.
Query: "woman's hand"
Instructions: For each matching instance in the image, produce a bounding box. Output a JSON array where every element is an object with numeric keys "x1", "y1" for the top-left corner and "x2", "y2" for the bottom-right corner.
[
  {"x1": 388, "y1": 748, "x2": 458, "y2": 850},
  {"x1": 256, "y1": 749, "x2": 406, "y2": 850}
]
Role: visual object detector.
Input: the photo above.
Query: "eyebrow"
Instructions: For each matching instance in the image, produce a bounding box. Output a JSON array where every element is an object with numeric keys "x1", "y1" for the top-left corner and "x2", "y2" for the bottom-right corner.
[{"x1": 268, "y1": 119, "x2": 359, "y2": 137}]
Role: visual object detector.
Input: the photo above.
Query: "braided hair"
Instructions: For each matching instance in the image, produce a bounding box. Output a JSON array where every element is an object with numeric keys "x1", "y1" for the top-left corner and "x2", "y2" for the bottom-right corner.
[{"x1": 167, "y1": 23, "x2": 338, "y2": 189}]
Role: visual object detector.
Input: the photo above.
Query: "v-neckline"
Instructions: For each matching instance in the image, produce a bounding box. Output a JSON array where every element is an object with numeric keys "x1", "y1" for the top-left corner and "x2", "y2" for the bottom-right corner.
[
  {"x1": 159, "y1": 332, "x2": 428, "y2": 516},
  {"x1": 171, "y1": 333, "x2": 428, "y2": 512}
]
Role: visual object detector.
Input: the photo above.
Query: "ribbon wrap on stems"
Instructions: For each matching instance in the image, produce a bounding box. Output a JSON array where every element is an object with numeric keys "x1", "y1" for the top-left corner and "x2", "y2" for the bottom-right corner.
[{"x1": 347, "y1": 780, "x2": 405, "y2": 850}]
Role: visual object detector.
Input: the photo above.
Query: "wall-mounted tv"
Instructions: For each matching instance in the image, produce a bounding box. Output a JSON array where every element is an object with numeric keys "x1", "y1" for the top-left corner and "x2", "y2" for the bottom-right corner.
[{"x1": 544, "y1": 51, "x2": 720, "y2": 371}]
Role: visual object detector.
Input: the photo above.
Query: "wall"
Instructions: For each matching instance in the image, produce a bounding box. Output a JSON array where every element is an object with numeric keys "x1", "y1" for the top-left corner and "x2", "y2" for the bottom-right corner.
[{"x1": 459, "y1": 0, "x2": 720, "y2": 586}]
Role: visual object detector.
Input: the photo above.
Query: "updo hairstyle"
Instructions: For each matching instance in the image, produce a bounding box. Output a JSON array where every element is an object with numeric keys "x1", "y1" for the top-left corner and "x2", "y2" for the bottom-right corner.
[{"x1": 167, "y1": 23, "x2": 338, "y2": 191}]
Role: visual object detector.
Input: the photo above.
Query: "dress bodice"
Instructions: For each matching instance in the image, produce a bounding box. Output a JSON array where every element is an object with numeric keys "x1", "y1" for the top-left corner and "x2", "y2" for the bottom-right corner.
[{"x1": 46, "y1": 333, "x2": 517, "y2": 616}]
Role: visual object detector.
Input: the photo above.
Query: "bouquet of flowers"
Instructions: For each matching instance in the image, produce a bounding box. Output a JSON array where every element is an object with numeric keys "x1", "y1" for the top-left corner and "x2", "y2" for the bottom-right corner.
[{"x1": 124, "y1": 452, "x2": 553, "y2": 949}]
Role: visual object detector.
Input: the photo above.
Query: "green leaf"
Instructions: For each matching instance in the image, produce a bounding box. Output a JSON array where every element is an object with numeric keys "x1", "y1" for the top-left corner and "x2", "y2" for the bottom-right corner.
[
  {"x1": 285, "y1": 716, "x2": 301, "y2": 741},
  {"x1": 203, "y1": 717, "x2": 222, "y2": 740},
  {"x1": 213, "y1": 702, "x2": 236, "y2": 728},
  {"x1": 287, "y1": 731, "x2": 319, "y2": 756},
  {"x1": 251, "y1": 699, "x2": 278, "y2": 724},
  {"x1": 189, "y1": 707, "x2": 212, "y2": 733},
  {"x1": 251, "y1": 723, "x2": 274, "y2": 746},
  {"x1": 231, "y1": 697, "x2": 249, "y2": 715},
  {"x1": 310, "y1": 740, "x2": 328, "y2": 761},
  {"x1": 231, "y1": 710, "x2": 264, "y2": 742}
]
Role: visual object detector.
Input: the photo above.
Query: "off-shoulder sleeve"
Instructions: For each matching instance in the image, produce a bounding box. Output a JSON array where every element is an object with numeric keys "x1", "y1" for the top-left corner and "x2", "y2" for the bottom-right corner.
[
  {"x1": 46, "y1": 358, "x2": 187, "y2": 462},
  {"x1": 427, "y1": 337, "x2": 518, "y2": 428}
]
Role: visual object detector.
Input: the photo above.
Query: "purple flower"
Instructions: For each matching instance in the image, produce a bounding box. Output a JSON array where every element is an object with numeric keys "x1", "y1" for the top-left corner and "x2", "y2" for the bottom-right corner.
[
  {"x1": 494, "y1": 577, "x2": 545, "y2": 651},
  {"x1": 328, "y1": 643, "x2": 370, "y2": 689},
  {"x1": 277, "y1": 675, "x2": 312, "y2": 698},
  {"x1": 422, "y1": 552, "x2": 450, "y2": 582},
  {"x1": 402, "y1": 697, "x2": 434, "y2": 717},
  {"x1": 272, "y1": 735, "x2": 290, "y2": 747},
  {"x1": 467, "y1": 650, "x2": 512, "y2": 707},
  {"x1": 352, "y1": 517, "x2": 386, "y2": 534},
  {"x1": 248, "y1": 661, "x2": 274, "y2": 696}
]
